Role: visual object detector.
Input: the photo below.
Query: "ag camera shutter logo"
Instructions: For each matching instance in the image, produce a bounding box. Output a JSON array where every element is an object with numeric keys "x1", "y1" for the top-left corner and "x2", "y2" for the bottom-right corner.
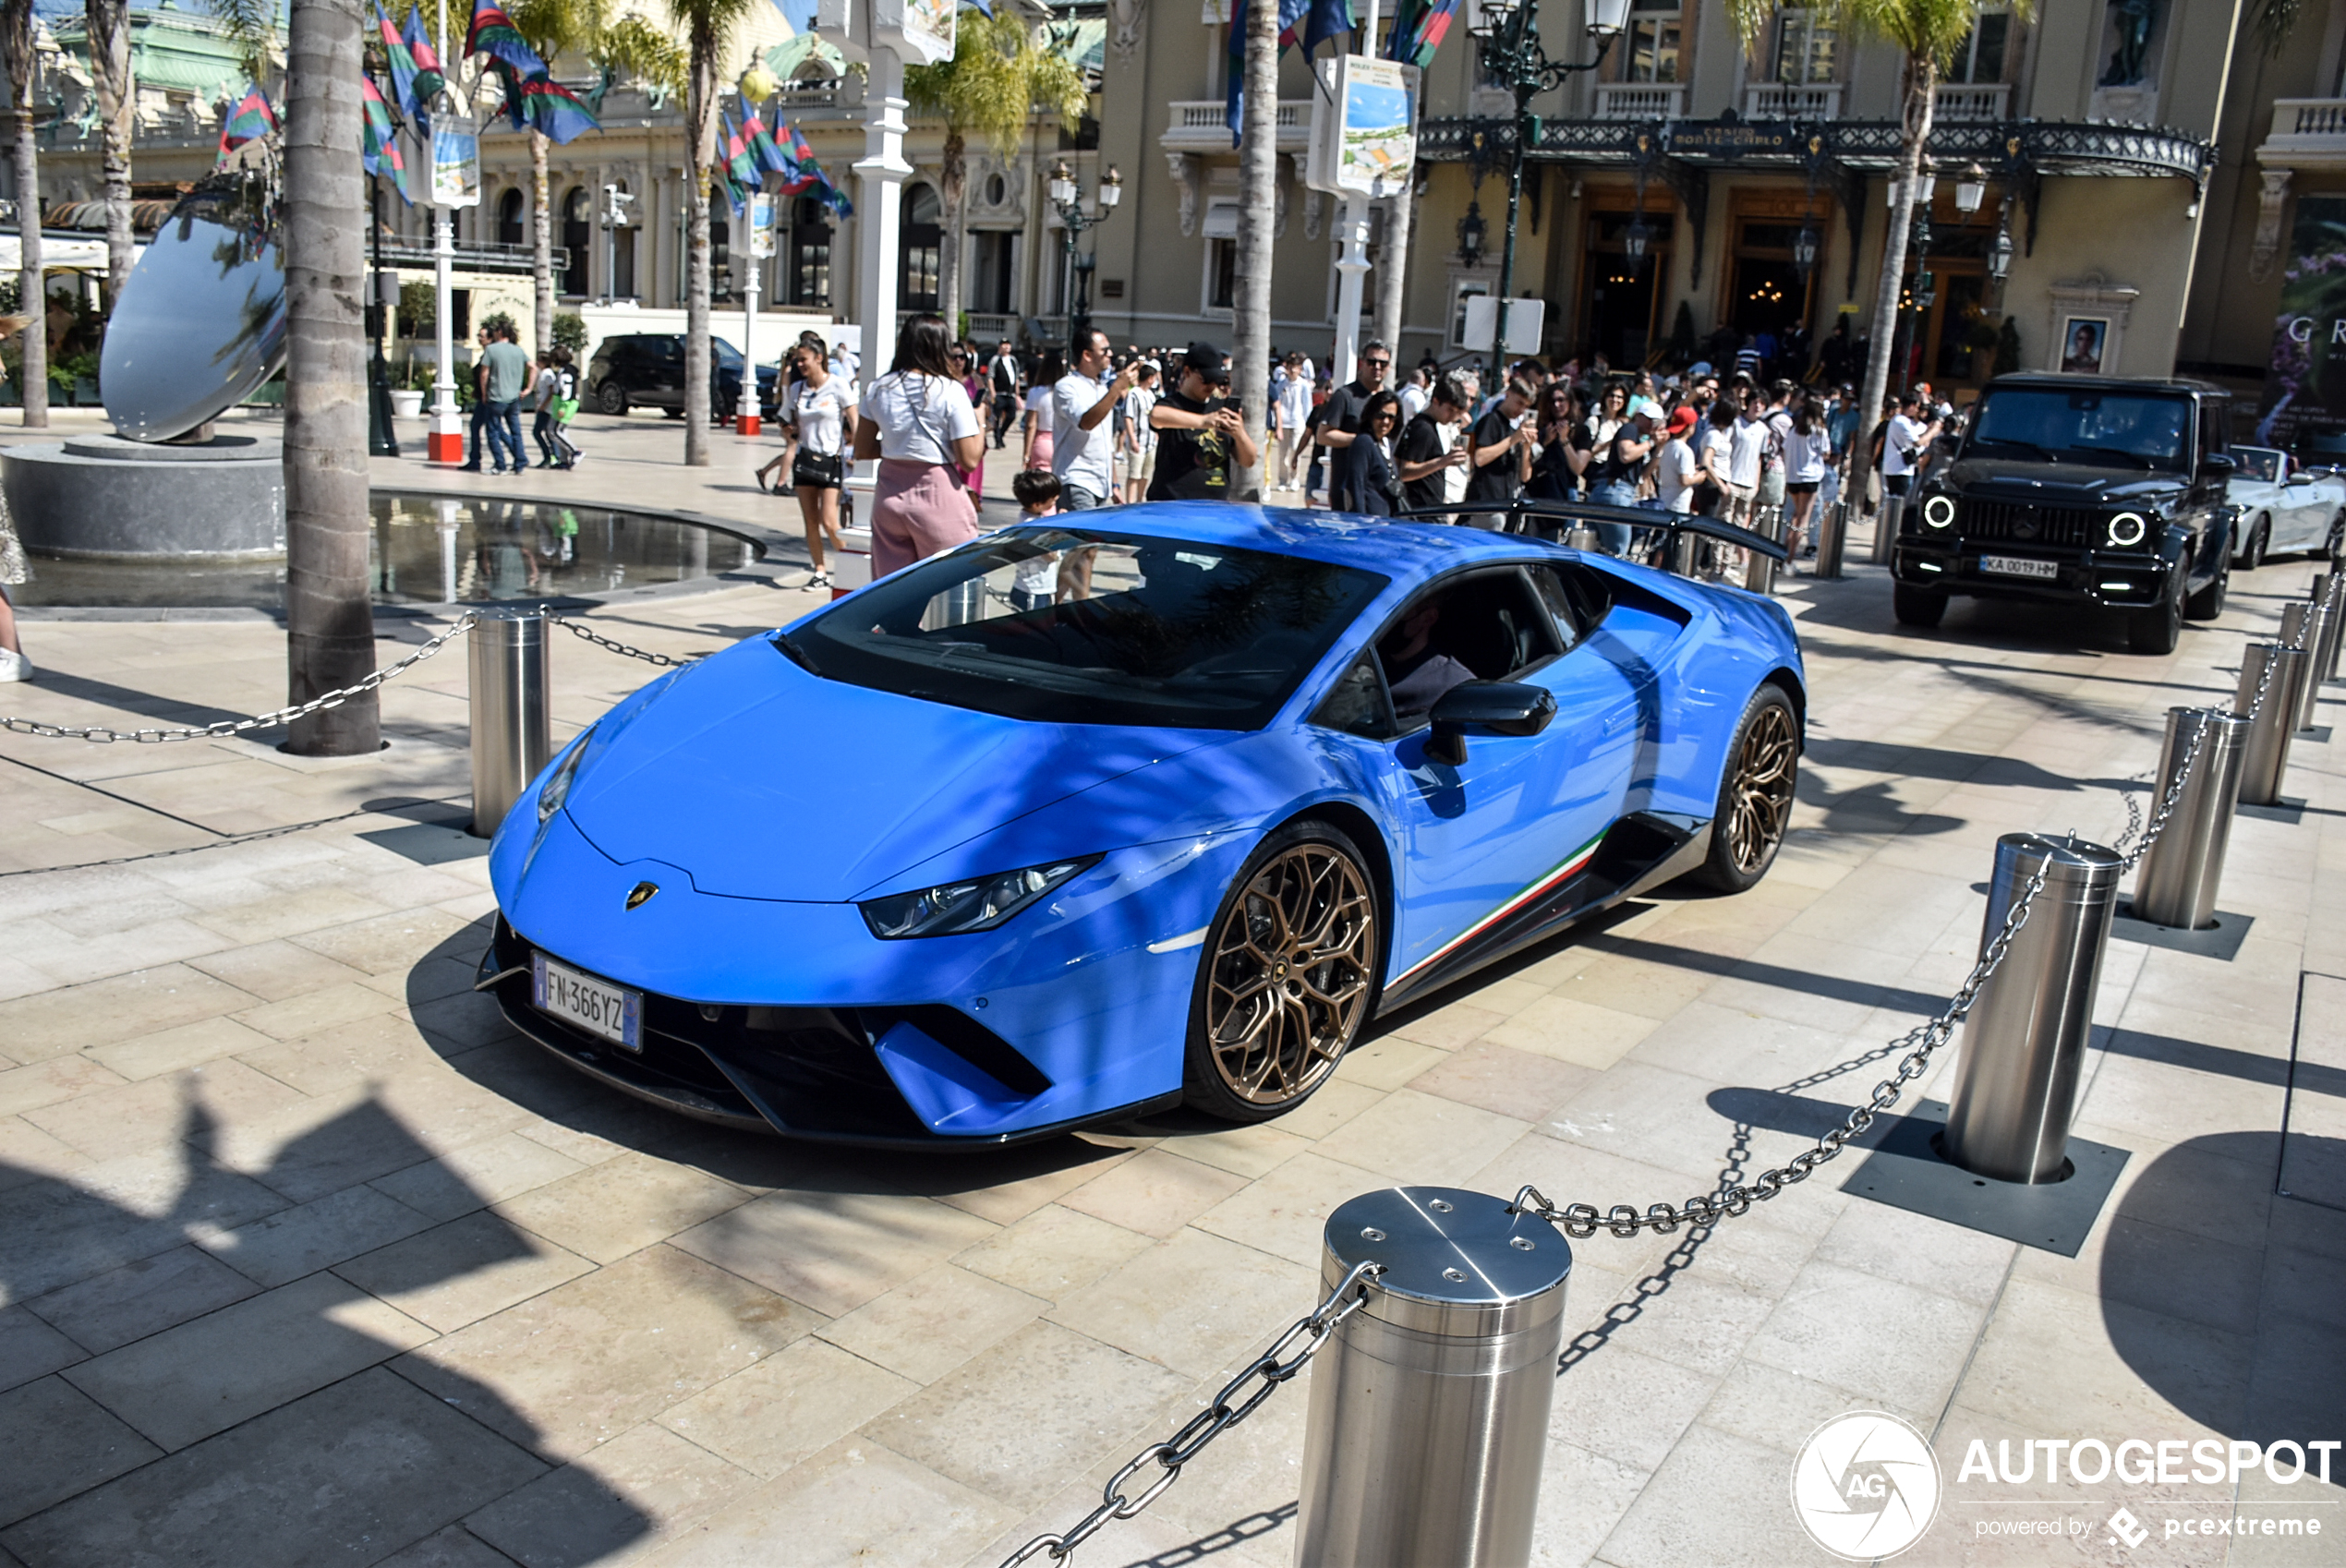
[{"x1": 1791, "y1": 1411, "x2": 1943, "y2": 1560}]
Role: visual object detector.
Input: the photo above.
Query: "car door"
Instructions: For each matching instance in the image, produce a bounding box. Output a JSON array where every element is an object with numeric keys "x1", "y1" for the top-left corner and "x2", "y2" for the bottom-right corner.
[
  {"x1": 1315, "y1": 563, "x2": 1644, "y2": 993},
  {"x1": 2279, "y1": 458, "x2": 2331, "y2": 552},
  {"x1": 647, "y1": 337, "x2": 685, "y2": 408}
]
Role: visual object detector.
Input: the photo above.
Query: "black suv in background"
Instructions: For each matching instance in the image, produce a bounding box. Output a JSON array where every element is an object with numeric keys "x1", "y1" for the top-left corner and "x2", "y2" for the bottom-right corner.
[
  {"x1": 1891, "y1": 374, "x2": 2236, "y2": 654},
  {"x1": 586, "y1": 333, "x2": 780, "y2": 421}
]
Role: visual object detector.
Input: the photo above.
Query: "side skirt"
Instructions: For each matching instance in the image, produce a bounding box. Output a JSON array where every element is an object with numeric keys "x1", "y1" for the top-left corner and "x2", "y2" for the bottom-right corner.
[{"x1": 1373, "y1": 812, "x2": 1711, "y2": 1015}]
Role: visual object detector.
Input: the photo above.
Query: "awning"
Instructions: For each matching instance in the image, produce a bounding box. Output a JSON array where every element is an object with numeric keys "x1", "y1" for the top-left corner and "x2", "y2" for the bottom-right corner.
[{"x1": 0, "y1": 235, "x2": 117, "y2": 272}]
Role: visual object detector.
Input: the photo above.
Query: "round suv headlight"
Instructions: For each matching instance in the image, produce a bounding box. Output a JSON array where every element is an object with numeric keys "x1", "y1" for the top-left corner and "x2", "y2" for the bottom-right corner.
[
  {"x1": 1922, "y1": 495, "x2": 1956, "y2": 529},
  {"x1": 2107, "y1": 512, "x2": 2148, "y2": 549}
]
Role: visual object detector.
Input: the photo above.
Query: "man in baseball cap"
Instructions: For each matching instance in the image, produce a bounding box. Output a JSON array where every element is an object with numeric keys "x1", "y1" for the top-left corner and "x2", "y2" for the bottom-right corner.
[{"x1": 1148, "y1": 342, "x2": 1257, "y2": 501}]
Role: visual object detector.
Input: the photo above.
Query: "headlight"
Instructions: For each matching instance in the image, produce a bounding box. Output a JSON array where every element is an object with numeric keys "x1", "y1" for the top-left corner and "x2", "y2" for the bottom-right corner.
[
  {"x1": 537, "y1": 731, "x2": 593, "y2": 823},
  {"x1": 1922, "y1": 494, "x2": 1956, "y2": 529},
  {"x1": 2107, "y1": 512, "x2": 2148, "y2": 549},
  {"x1": 861, "y1": 856, "x2": 1101, "y2": 939}
]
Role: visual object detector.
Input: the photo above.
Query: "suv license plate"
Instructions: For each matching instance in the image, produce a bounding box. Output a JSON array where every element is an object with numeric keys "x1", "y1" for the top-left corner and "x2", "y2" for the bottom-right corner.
[
  {"x1": 1979, "y1": 555, "x2": 2059, "y2": 580},
  {"x1": 532, "y1": 952, "x2": 642, "y2": 1051}
]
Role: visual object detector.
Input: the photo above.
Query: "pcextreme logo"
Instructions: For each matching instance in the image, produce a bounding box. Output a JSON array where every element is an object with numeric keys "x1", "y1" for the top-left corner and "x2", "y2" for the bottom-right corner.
[{"x1": 1791, "y1": 1411, "x2": 1943, "y2": 1561}]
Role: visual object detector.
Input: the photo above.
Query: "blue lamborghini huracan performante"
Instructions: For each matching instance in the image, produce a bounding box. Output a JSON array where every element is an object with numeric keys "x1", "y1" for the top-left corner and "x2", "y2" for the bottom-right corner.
[{"x1": 479, "y1": 505, "x2": 1805, "y2": 1146}]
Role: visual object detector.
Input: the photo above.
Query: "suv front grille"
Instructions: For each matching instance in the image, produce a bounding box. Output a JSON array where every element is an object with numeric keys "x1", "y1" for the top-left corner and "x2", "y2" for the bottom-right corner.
[{"x1": 1958, "y1": 500, "x2": 2099, "y2": 549}]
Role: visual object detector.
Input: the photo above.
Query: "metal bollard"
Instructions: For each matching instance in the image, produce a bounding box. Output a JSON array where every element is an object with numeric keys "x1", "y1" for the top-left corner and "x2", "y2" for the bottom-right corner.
[
  {"x1": 1871, "y1": 494, "x2": 1903, "y2": 564},
  {"x1": 1742, "y1": 506, "x2": 1781, "y2": 596},
  {"x1": 1941, "y1": 834, "x2": 2124, "y2": 1184},
  {"x1": 1668, "y1": 526, "x2": 1700, "y2": 579},
  {"x1": 468, "y1": 610, "x2": 552, "y2": 838},
  {"x1": 2287, "y1": 600, "x2": 2328, "y2": 732},
  {"x1": 1815, "y1": 498, "x2": 1849, "y2": 581},
  {"x1": 2316, "y1": 573, "x2": 2346, "y2": 685},
  {"x1": 1295, "y1": 1187, "x2": 1572, "y2": 1568},
  {"x1": 2235, "y1": 642, "x2": 2305, "y2": 806},
  {"x1": 1562, "y1": 522, "x2": 1602, "y2": 553},
  {"x1": 2131, "y1": 707, "x2": 2252, "y2": 930}
]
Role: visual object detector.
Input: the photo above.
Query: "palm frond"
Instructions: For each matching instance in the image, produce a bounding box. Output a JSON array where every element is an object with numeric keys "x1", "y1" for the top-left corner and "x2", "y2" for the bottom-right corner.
[
  {"x1": 202, "y1": 0, "x2": 277, "y2": 78},
  {"x1": 905, "y1": 6, "x2": 1084, "y2": 158},
  {"x1": 507, "y1": 0, "x2": 609, "y2": 70},
  {"x1": 1726, "y1": 0, "x2": 2030, "y2": 70},
  {"x1": 595, "y1": 12, "x2": 684, "y2": 95},
  {"x1": 2251, "y1": 0, "x2": 2303, "y2": 56}
]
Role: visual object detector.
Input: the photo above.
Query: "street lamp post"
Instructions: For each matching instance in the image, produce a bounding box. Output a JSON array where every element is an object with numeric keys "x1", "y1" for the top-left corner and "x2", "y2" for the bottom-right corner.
[
  {"x1": 1466, "y1": 0, "x2": 1629, "y2": 373},
  {"x1": 1046, "y1": 158, "x2": 1119, "y2": 364}
]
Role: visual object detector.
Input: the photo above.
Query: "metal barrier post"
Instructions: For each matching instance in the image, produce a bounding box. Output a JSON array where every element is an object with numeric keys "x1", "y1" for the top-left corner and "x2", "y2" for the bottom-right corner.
[
  {"x1": 1296, "y1": 1187, "x2": 1572, "y2": 1568},
  {"x1": 2316, "y1": 573, "x2": 2346, "y2": 684},
  {"x1": 467, "y1": 609, "x2": 551, "y2": 838},
  {"x1": 2235, "y1": 641, "x2": 2304, "y2": 807},
  {"x1": 1668, "y1": 526, "x2": 1700, "y2": 579},
  {"x1": 1815, "y1": 498, "x2": 1849, "y2": 581},
  {"x1": 2287, "y1": 600, "x2": 2328, "y2": 733},
  {"x1": 1871, "y1": 494, "x2": 1903, "y2": 565},
  {"x1": 2132, "y1": 707, "x2": 2252, "y2": 930},
  {"x1": 1941, "y1": 834, "x2": 2124, "y2": 1184},
  {"x1": 1742, "y1": 505, "x2": 1781, "y2": 596}
]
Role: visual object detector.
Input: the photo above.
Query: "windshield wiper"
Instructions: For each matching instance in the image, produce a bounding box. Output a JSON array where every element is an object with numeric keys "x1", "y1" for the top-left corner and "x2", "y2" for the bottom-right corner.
[
  {"x1": 2067, "y1": 443, "x2": 2159, "y2": 470},
  {"x1": 773, "y1": 633, "x2": 814, "y2": 672}
]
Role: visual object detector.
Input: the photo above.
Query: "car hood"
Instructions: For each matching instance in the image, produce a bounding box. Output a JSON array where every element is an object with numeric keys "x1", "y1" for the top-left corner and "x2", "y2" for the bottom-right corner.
[
  {"x1": 1942, "y1": 457, "x2": 2185, "y2": 506},
  {"x1": 559, "y1": 640, "x2": 1214, "y2": 901}
]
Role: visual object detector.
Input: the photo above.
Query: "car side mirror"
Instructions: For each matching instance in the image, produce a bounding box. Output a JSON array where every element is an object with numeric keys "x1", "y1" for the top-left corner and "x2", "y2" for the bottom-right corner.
[
  {"x1": 1425, "y1": 681, "x2": 1557, "y2": 766},
  {"x1": 2200, "y1": 453, "x2": 2237, "y2": 482}
]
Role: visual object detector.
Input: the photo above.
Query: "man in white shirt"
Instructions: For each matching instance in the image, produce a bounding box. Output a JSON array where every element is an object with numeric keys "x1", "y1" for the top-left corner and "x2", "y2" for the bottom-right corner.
[
  {"x1": 1397, "y1": 367, "x2": 1431, "y2": 426},
  {"x1": 1880, "y1": 392, "x2": 1938, "y2": 501},
  {"x1": 1724, "y1": 390, "x2": 1769, "y2": 525},
  {"x1": 1272, "y1": 354, "x2": 1312, "y2": 489},
  {"x1": 1052, "y1": 329, "x2": 1135, "y2": 510},
  {"x1": 1656, "y1": 405, "x2": 1701, "y2": 513}
]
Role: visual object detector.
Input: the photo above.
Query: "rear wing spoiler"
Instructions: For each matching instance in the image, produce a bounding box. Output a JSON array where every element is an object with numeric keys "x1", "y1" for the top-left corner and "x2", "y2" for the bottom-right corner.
[{"x1": 1390, "y1": 498, "x2": 1790, "y2": 563}]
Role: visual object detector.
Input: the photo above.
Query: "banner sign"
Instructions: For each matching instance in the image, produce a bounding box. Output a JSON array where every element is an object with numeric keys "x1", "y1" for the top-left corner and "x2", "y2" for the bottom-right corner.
[
  {"x1": 2258, "y1": 195, "x2": 2346, "y2": 453},
  {"x1": 430, "y1": 125, "x2": 481, "y2": 209},
  {"x1": 1307, "y1": 56, "x2": 1417, "y2": 199}
]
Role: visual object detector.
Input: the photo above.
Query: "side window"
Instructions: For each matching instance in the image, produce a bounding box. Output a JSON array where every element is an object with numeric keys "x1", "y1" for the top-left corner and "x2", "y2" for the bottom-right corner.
[
  {"x1": 1310, "y1": 654, "x2": 1396, "y2": 740},
  {"x1": 1535, "y1": 563, "x2": 1613, "y2": 648},
  {"x1": 2198, "y1": 404, "x2": 2225, "y2": 464},
  {"x1": 1375, "y1": 571, "x2": 1565, "y2": 731}
]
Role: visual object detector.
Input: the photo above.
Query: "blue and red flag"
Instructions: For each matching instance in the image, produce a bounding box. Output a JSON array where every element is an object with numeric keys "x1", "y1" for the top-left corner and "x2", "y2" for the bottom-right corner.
[
  {"x1": 743, "y1": 103, "x2": 793, "y2": 178},
  {"x1": 404, "y1": 8, "x2": 448, "y2": 106},
  {"x1": 506, "y1": 66, "x2": 599, "y2": 142},
  {"x1": 360, "y1": 74, "x2": 410, "y2": 199},
  {"x1": 466, "y1": 0, "x2": 549, "y2": 76},
  {"x1": 1383, "y1": 0, "x2": 1457, "y2": 67},
  {"x1": 1226, "y1": 0, "x2": 1346, "y2": 141},
  {"x1": 215, "y1": 81, "x2": 275, "y2": 164}
]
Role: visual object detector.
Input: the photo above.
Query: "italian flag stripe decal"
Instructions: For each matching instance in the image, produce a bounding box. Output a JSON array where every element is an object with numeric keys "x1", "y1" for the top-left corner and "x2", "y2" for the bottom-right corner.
[{"x1": 1393, "y1": 827, "x2": 1609, "y2": 985}]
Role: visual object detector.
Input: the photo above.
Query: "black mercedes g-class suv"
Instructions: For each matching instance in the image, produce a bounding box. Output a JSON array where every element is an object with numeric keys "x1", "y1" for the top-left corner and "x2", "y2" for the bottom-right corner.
[{"x1": 1891, "y1": 373, "x2": 2235, "y2": 654}]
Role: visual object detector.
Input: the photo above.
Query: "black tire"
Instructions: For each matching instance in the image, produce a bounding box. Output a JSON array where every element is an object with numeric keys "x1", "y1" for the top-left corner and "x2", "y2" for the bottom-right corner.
[
  {"x1": 1182, "y1": 821, "x2": 1381, "y2": 1123},
  {"x1": 2241, "y1": 516, "x2": 2268, "y2": 571},
  {"x1": 1893, "y1": 584, "x2": 1947, "y2": 628},
  {"x1": 1694, "y1": 685, "x2": 1800, "y2": 893},
  {"x1": 663, "y1": 406, "x2": 686, "y2": 420},
  {"x1": 595, "y1": 380, "x2": 628, "y2": 416},
  {"x1": 2185, "y1": 548, "x2": 2230, "y2": 621},
  {"x1": 2129, "y1": 573, "x2": 2184, "y2": 655}
]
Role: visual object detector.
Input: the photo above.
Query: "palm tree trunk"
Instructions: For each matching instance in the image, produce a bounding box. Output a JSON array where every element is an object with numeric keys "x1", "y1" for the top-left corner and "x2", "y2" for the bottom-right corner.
[
  {"x1": 1372, "y1": 176, "x2": 1415, "y2": 368},
  {"x1": 937, "y1": 127, "x2": 963, "y2": 334},
  {"x1": 1858, "y1": 51, "x2": 1936, "y2": 498},
  {"x1": 683, "y1": 33, "x2": 713, "y2": 466},
  {"x1": 3, "y1": 0, "x2": 46, "y2": 428},
  {"x1": 283, "y1": 0, "x2": 377, "y2": 756},
  {"x1": 1229, "y1": 0, "x2": 1277, "y2": 501},
  {"x1": 531, "y1": 129, "x2": 553, "y2": 358},
  {"x1": 84, "y1": 0, "x2": 134, "y2": 313}
]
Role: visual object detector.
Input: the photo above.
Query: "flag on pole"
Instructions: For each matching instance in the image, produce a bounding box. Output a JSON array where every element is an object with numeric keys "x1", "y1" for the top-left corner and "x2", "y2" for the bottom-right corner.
[
  {"x1": 360, "y1": 74, "x2": 410, "y2": 199},
  {"x1": 403, "y1": 8, "x2": 448, "y2": 110},
  {"x1": 1225, "y1": 0, "x2": 1319, "y2": 143},
  {"x1": 1383, "y1": 0, "x2": 1457, "y2": 67},
  {"x1": 743, "y1": 103, "x2": 792, "y2": 178},
  {"x1": 215, "y1": 81, "x2": 275, "y2": 164},
  {"x1": 775, "y1": 122, "x2": 853, "y2": 218},
  {"x1": 509, "y1": 68, "x2": 600, "y2": 142},
  {"x1": 376, "y1": 4, "x2": 432, "y2": 139},
  {"x1": 465, "y1": 0, "x2": 549, "y2": 76}
]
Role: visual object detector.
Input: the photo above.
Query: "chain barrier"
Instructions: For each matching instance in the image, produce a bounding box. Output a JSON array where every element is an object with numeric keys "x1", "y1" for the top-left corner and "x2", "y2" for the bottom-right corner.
[
  {"x1": 999, "y1": 1260, "x2": 1385, "y2": 1566},
  {"x1": 0, "y1": 608, "x2": 718, "y2": 743}
]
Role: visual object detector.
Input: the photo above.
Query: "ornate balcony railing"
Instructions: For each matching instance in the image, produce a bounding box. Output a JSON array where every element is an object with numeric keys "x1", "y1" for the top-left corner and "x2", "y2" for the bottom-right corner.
[
  {"x1": 1743, "y1": 84, "x2": 1842, "y2": 121},
  {"x1": 2262, "y1": 98, "x2": 2346, "y2": 164},
  {"x1": 1591, "y1": 83, "x2": 1685, "y2": 121},
  {"x1": 1933, "y1": 82, "x2": 2011, "y2": 123},
  {"x1": 1161, "y1": 99, "x2": 1309, "y2": 151}
]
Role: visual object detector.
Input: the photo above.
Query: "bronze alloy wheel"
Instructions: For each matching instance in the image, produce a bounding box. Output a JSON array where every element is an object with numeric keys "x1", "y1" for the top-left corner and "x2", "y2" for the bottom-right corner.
[
  {"x1": 1722, "y1": 699, "x2": 1797, "y2": 877},
  {"x1": 1202, "y1": 841, "x2": 1377, "y2": 1107}
]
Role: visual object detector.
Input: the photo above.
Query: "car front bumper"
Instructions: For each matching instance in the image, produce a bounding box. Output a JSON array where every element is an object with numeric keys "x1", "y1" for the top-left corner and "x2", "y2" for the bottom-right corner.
[{"x1": 1892, "y1": 540, "x2": 2173, "y2": 608}]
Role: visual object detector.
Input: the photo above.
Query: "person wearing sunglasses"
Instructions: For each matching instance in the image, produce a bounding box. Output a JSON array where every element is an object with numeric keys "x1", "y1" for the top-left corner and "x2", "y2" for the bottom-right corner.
[{"x1": 1314, "y1": 341, "x2": 1392, "y2": 512}]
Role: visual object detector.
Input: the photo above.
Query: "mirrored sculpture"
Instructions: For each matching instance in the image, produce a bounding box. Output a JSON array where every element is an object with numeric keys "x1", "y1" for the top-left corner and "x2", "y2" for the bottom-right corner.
[{"x1": 100, "y1": 171, "x2": 286, "y2": 441}]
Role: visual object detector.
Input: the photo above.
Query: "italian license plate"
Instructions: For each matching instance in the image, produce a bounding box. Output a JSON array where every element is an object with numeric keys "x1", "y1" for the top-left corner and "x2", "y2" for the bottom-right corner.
[
  {"x1": 532, "y1": 951, "x2": 641, "y2": 1051},
  {"x1": 1978, "y1": 554, "x2": 2059, "y2": 580}
]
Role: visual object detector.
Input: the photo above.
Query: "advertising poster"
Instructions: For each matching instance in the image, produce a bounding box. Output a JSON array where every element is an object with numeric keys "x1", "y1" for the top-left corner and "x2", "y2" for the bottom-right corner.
[
  {"x1": 891, "y1": 0, "x2": 956, "y2": 66},
  {"x1": 2257, "y1": 194, "x2": 2346, "y2": 452},
  {"x1": 749, "y1": 192, "x2": 776, "y2": 259},
  {"x1": 1308, "y1": 57, "x2": 1417, "y2": 199},
  {"x1": 430, "y1": 125, "x2": 481, "y2": 209}
]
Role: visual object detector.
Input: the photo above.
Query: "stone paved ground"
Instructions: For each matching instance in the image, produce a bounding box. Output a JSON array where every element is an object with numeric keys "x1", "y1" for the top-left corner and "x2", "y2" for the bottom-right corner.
[{"x1": 0, "y1": 426, "x2": 2340, "y2": 1566}]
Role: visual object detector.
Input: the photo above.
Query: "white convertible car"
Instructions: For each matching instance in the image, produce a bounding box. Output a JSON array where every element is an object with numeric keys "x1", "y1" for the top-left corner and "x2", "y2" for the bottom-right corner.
[{"x1": 2229, "y1": 447, "x2": 2346, "y2": 568}]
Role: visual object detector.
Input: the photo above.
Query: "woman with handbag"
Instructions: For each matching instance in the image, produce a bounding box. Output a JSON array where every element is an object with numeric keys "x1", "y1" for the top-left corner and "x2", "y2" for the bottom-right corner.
[
  {"x1": 853, "y1": 314, "x2": 982, "y2": 579},
  {"x1": 785, "y1": 337, "x2": 858, "y2": 590}
]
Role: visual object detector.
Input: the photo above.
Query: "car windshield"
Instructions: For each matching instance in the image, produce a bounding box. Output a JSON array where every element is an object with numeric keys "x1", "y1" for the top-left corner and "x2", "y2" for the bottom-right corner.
[
  {"x1": 711, "y1": 338, "x2": 743, "y2": 368},
  {"x1": 2234, "y1": 446, "x2": 2283, "y2": 483},
  {"x1": 782, "y1": 526, "x2": 1388, "y2": 729},
  {"x1": 1967, "y1": 388, "x2": 2192, "y2": 470}
]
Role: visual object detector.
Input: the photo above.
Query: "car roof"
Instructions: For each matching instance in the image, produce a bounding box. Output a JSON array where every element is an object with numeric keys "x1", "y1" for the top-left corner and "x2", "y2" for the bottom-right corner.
[
  {"x1": 1984, "y1": 372, "x2": 2228, "y2": 399},
  {"x1": 999, "y1": 502, "x2": 1556, "y2": 586}
]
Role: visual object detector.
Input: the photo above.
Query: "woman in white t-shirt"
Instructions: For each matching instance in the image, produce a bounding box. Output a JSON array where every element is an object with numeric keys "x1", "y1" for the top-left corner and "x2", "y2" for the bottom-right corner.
[
  {"x1": 1022, "y1": 350, "x2": 1062, "y2": 473},
  {"x1": 1779, "y1": 395, "x2": 1832, "y2": 563},
  {"x1": 784, "y1": 338, "x2": 857, "y2": 591},
  {"x1": 853, "y1": 314, "x2": 985, "y2": 578}
]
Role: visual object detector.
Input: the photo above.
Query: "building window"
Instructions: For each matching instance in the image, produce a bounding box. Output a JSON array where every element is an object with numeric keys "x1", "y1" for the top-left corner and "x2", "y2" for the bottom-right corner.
[
  {"x1": 1623, "y1": 0, "x2": 1680, "y2": 83},
  {"x1": 1947, "y1": 8, "x2": 2010, "y2": 83},
  {"x1": 971, "y1": 230, "x2": 1014, "y2": 314},
  {"x1": 901, "y1": 183, "x2": 941, "y2": 310},
  {"x1": 562, "y1": 187, "x2": 590, "y2": 295},
  {"x1": 790, "y1": 196, "x2": 831, "y2": 307},
  {"x1": 1209, "y1": 238, "x2": 1237, "y2": 310},
  {"x1": 497, "y1": 188, "x2": 525, "y2": 247},
  {"x1": 1772, "y1": 5, "x2": 1838, "y2": 83}
]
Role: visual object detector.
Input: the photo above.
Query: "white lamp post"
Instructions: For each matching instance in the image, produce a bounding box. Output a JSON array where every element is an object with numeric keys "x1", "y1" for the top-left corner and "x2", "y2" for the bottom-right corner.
[{"x1": 426, "y1": 0, "x2": 464, "y2": 464}]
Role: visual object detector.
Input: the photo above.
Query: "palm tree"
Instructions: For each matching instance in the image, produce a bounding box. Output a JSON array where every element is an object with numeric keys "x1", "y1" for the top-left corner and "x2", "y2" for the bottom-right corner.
[
  {"x1": 282, "y1": 0, "x2": 375, "y2": 756},
  {"x1": 2, "y1": 0, "x2": 46, "y2": 427},
  {"x1": 904, "y1": 7, "x2": 1083, "y2": 332},
  {"x1": 665, "y1": 0, "x2": 750, "y2": 468},
  {"x1": 83, "y1": 0, "x2": 134, "y2": 312},
  {"x1": 1727, "y1": 0, "x2": 2022, "y2": 454},
  {"x1": 1228, "y1": 0, "x2": 1276, "y2": 500}
]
